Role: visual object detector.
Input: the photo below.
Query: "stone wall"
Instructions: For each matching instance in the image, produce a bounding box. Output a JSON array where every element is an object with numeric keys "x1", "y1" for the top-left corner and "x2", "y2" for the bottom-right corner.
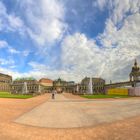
[{"x1": 128, "y1": 87, "x2": 140, "y2": 96}]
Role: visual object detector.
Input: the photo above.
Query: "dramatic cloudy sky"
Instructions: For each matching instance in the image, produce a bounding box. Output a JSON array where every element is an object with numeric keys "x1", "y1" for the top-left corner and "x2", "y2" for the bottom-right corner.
[{"x1": 0, "y1": 0, "x2": 140, "y2": 83}]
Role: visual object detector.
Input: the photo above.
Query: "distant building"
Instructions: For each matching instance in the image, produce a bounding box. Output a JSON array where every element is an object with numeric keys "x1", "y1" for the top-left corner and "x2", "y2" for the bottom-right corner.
[
  {"x1": 65, "y1": 81, "x2": 76, "y2": 93},
  {"x1": 39, "y1": 78, "x2": 53, "y2": 93},
  {"x1": 53, "y1": 78, "x2": 67, "y2": 93},
  {"x1": 0, "y1": 73, "x2": 12, "y2": 92},
  {"x1": 11, "y1": 78, "x2": 42, "y2": 94},
  {"x1": 67, "y1": 81, "x2": 75, "y2": 86},
  {"x1": 3, "y1": 60, "x2": 140, "y2": 95},
  {"x1": 79, "y1": 77, "x2": 105, "y2": 94}
]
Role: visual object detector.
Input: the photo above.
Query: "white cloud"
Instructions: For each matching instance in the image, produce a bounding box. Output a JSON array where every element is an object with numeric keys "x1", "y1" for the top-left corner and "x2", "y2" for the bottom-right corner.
[
  {"x1": 0, "y1": 1, "x2": 24, "y2": 32},
  {"x1": 23, "y1": 61, "x2": 81, "y2": 82},
  {"x1": 19, "y1": 0, "x2": 67, "y2": 46},
  {"x1": 17, "y1": 33, "x2": 132, "y2": 83},
  {"x1": 0, "y1": 40, "x2": 8, "y2": 48},
  {"x1": 99, "y1": 13, "x2": 140, "y2": 49},
  {"x1": 61, "y1": 12, "x2": 140, "y2": 82},
  {"x1": 61, "y1": 33, "x2": 98, "y2": 73},
  {"x1": 8, "y1": 47, "x2": 20, "y2": 54},
  {"x1": 8, "y1": 15, "x2": 24, "y2": 31},
  {"x1": 61, "y1": 33, "x2": 108, "y2": 81},
  {"x1": 28, "y1": 61, "x2": 49, "y2": 71},
  {"x1": 110, "y1": 0, "x2": 140, "y2": 25},
  {"x1": 59, "y1": 0, "x2": 140, "y2": 83},
  {"x1": 0, "y1": 39, "x2": 30, "y2": 57},
  {"x1": 93, "y1": 0, "x2": 140, "y2": 25},
  {"x1": 0, "y1": 58, "x2": 15, "y2": 66},
  {"x1": 92, "y1": 0, "x2": 107, "y2": 11},
  {"x1": 0, "y1": 0, "x2": 139, "y2": 84},
  {"x1": 22, "y1": 50, "x2": 30, "y2": 57},
  {"x1": 0, "y1": 61, "x2": 76, "y2": 81}
]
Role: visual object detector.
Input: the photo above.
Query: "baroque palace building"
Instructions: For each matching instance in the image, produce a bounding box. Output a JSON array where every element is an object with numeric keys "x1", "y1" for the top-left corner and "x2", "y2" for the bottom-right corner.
[
  {"x1": 39, "y1": 78, "x2": 53, "y2": 93},
  {"x1": 0, "y1": 73, "x2": 12, "y2": 92},
  {"x1": 76, "y1": 77, "x2": 105, "y2": 94},
  {"x1": 65, "y1": 81, "x2": 76, "y2": 93},
  {"x1": 53, "y1": 78, "x2": 67, "y2": 93},
  {"x1": 7, "y1": 77, "x2": 77, "y2": 94},
  {"x1": 52, "y1": 78, "x2": 76, "y2": 93},
  {"x1": 11, "y1": 78, "x2": 42, "y2": 94}
]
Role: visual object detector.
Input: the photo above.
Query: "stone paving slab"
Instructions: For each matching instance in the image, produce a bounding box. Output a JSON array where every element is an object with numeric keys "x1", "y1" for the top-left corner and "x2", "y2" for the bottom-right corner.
[{"x1": 15, "y1": 94, "x2": 140, "y2": 128}]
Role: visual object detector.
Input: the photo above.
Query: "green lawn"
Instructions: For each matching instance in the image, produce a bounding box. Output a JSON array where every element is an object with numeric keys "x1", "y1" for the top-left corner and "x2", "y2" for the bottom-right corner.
[
  {"x1": 0, "y1": 92, "x2": 33, "y2": 99},
  {"x1": 80, "y1": 94, "x2": 130, "y2": 99}
]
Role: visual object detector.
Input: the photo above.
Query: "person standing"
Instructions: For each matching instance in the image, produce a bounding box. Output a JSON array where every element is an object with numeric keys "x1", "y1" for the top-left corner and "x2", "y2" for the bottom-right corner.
[{"x1": 52, "y1": 89, "x2": 57, "y2": 99}]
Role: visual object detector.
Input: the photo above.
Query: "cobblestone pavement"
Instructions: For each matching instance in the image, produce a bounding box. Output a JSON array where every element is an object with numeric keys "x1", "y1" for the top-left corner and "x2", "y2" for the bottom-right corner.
[{"x1": 0, "y1": 93, "x2": 140, "y2": 140}]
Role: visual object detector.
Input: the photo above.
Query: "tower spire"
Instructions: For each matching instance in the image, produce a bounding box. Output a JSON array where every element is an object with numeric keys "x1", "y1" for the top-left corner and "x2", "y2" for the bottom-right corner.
[{"x1": 134, "y1": 59, "x2": 137, "y2": 67}]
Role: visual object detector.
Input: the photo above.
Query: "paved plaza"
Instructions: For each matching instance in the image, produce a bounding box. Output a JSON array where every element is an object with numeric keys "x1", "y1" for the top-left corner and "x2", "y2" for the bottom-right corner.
[
  {"x1": 0, "y1": 94, "x2": 140, "y2": 140},
  {"x1": 15, "y1": 94, "x2": 140, "y2": 128}
]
